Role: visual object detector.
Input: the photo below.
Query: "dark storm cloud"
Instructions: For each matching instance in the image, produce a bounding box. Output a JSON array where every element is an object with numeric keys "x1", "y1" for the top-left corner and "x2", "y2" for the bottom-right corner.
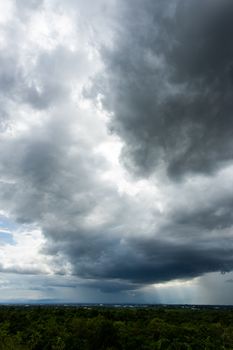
[
  {"x1": 174, "y1": 199, "x2": 233, "y2": 230},
  {"x1": 44, "y1": 223, "x2": 233, "y2": 286},
  {"x1": 94, "y1": 0, "x2": 233, "y2": 179},
  {"x1": 40, "y1": 159, "x2": 233, "y2": 290},
  {"x1": 2, "y1": 0, "x2": 233, "y2": 300},
  {"x1": 81, "y1": 279, "x2": 140, "y2": 294}
]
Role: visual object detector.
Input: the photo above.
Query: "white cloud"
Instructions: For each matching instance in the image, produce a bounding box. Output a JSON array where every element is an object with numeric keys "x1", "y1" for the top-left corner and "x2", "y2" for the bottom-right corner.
[
  {"x1": 0, "y1": 1, "x2": 15, "y2": 25},
  {"x1": 0, "y1": 226, "x2": 53, "y2": 274}
]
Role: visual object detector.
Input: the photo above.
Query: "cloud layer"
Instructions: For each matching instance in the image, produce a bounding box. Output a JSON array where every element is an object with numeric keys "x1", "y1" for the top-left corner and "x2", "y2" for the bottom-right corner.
[{"x1": 0, "y1": 0, "x2": 233, "y2": 303}]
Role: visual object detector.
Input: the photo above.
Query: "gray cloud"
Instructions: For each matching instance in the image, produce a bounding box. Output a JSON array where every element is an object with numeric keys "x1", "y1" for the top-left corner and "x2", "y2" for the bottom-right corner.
[
  {"x1": 93, "y1": 0, "x2": 233, "y2": 179},
  {"x1": 174, "y1": 199, "x2": 233, "y2": 231},
  {"x1": 1, "y1": 0, "x2": 233, "y2": 303},
  {"x1": 44, "y1": 224, "x2": 233, "y2": 286}
]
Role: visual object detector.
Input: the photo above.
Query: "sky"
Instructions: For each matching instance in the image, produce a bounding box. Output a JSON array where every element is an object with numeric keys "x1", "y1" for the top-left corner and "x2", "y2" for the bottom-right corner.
[{"x1": 1, "y1": 0, "x2": 233, "y2": 304}]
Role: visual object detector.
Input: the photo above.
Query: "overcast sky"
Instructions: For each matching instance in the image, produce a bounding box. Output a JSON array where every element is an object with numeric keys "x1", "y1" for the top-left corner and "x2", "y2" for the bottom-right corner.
[{"x1": 1, "y1": 0, "x2": 233, "y2": 304}]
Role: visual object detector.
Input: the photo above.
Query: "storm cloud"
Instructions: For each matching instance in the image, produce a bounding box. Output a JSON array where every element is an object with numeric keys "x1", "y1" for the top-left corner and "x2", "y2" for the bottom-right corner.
[
  {"x1": 0, "y1": 0, "x2": 233, "y2": 303},
  {"x1": 96, "y1": 0, "x2": 233, "y2": 179}
]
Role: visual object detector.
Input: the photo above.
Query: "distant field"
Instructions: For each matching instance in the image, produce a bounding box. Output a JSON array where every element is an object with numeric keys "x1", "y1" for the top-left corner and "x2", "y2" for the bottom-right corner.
[{"x1": 0, "y1": 305, "x2": 233, "y2": 349}]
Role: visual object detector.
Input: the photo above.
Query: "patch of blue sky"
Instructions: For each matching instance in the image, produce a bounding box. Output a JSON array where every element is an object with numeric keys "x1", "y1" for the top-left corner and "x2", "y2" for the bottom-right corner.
[
  {"x1": 0, "y1": 231, "x2": 15, "y2": 245},
  {"x1": 0, "y1": 215, "x2": 18, "y2": 231},
  {"x1": 0, "y1": 215, "x2": 18, "y2": 245}
]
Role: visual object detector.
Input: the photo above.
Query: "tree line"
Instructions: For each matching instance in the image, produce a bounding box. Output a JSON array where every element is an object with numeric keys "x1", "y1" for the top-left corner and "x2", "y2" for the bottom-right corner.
[{"x1": 0, "y1": 305, "x2": 233, "y2": 349}]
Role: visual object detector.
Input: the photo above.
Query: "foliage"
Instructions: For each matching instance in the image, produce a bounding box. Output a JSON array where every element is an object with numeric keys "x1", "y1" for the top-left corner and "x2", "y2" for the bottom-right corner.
[{"x1": 0, "y1": 305, "x2": 233, "y2": 349}]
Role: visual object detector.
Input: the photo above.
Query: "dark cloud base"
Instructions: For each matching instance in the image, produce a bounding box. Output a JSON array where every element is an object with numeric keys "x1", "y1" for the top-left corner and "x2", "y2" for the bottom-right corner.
[{"x1": 44, "y1": 226, "x2": 233, "y2": 290}]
